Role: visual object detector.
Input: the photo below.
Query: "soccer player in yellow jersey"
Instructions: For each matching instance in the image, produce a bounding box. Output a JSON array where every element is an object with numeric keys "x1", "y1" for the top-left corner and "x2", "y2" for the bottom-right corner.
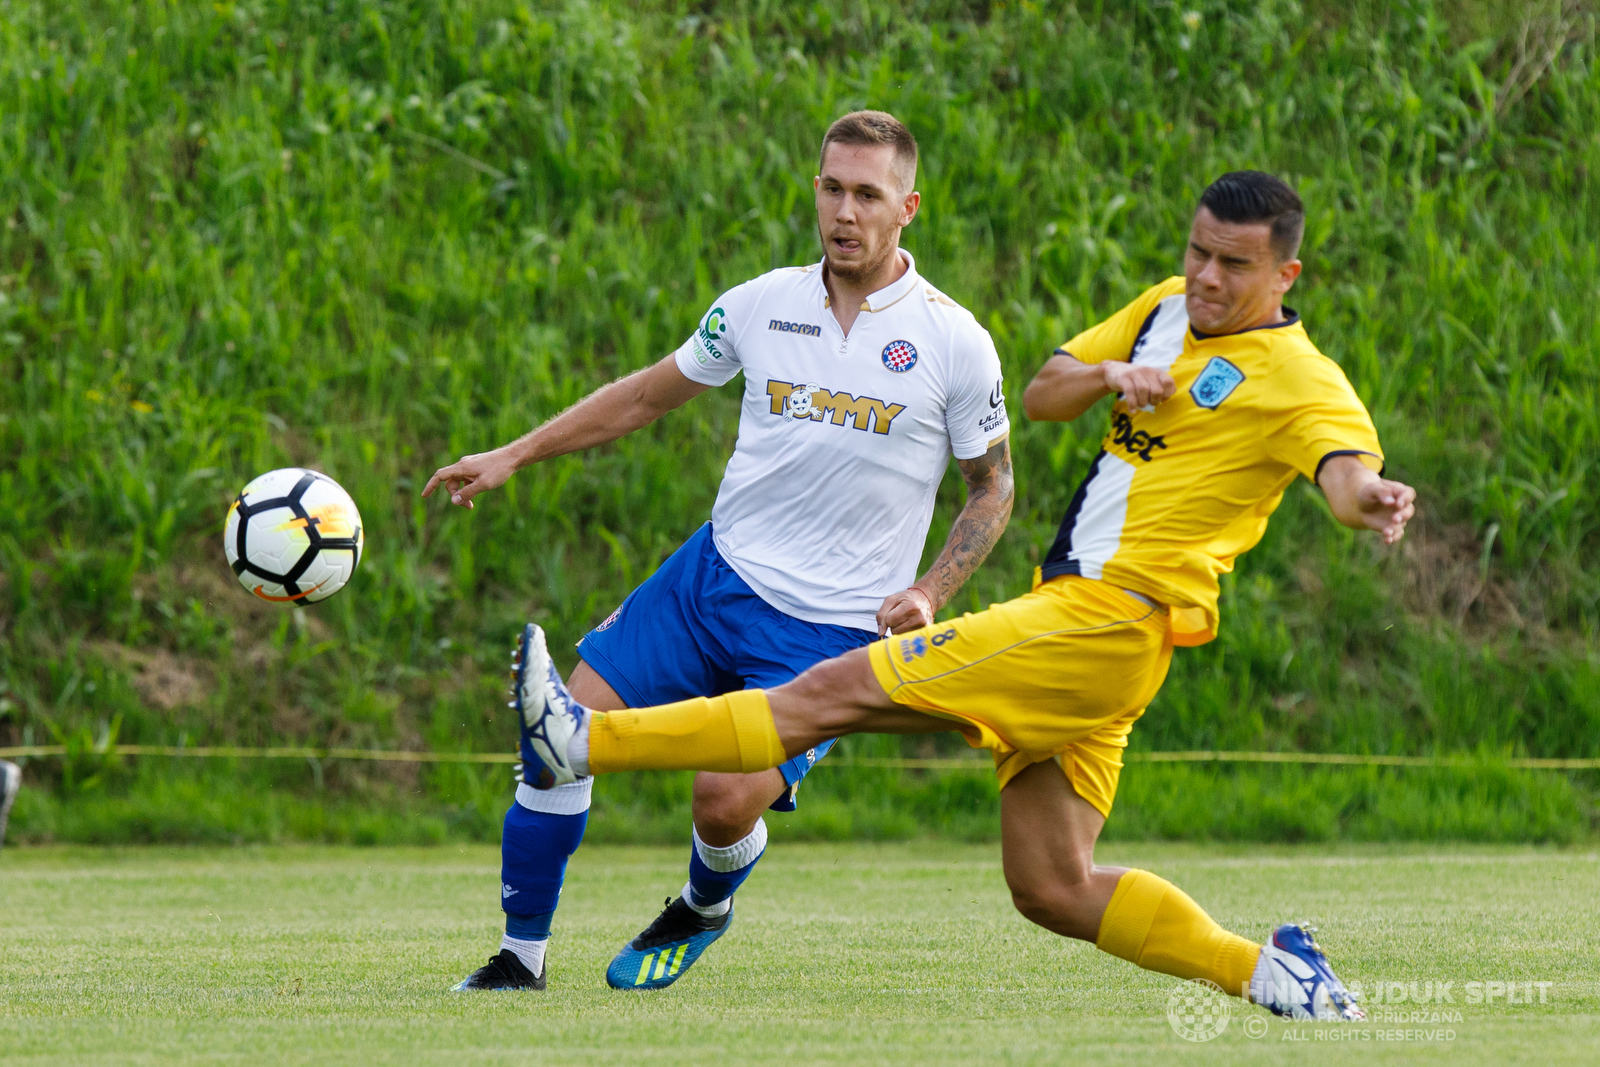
[{"x1": 513, "y1": 171, "x2": 1415, "y2": 1018}]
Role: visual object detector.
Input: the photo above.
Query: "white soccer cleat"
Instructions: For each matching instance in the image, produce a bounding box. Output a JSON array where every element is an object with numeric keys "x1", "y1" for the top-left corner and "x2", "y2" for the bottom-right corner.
[
  {"x1": 1250, "y1": 923, "x2": 1365, "y2": 1021},
  {"x1": 510, "y1": 623, "x2": 587, "y2": 788},
  {"x1": 0, "y1": 759, "x2": 20, "y2": 849}
]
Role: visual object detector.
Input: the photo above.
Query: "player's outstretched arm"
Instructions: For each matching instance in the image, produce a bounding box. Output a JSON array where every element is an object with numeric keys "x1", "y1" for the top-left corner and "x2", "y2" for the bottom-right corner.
[
  {"x1": 422, "y1": 355, "x2": 709, "y2": 508},
  {"x1": 1023, "y1": 353, "x2": 1175, "y2": 422},
  {"x1": 1316, "y1": 454, "x2": 1417, "y2": 545},
  {"x1": 876, "y1": 437, "x2": 1015, "y2": 635}
]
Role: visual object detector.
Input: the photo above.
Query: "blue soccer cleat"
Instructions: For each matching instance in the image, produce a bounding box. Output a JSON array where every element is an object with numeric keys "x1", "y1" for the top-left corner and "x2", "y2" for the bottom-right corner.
[
  {"x1": 509, "y1": 623, "x2": 587, "y2": 789},
  {"x1": 1250, "y1": 923, "x2": 1365, "y2": 1021},
  {"x1": 606, "y1": 896, "x2": 733, "y2": 990}
]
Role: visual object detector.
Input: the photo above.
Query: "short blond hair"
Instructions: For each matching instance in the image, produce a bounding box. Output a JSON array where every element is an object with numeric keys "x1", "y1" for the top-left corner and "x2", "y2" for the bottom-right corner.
[{"x1": 819, "y1": 110, "x2": 918, "y2": 194}]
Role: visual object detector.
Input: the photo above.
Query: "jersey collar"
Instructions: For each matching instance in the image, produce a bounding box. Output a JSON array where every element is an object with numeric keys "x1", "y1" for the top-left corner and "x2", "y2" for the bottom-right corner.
[
  {"x1": 1190, "y1": 305, "x2": 1301, "y2": 341},
  {"x1": 819, "y1": 249, "x2": 920, "y2": 313}
]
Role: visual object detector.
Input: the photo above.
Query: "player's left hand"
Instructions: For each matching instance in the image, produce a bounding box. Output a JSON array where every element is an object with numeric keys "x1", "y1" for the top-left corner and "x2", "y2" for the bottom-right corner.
[
  {"x1": 877, "y1": 587, "x2": 935, "y2": 636},
  {"x1": 1356, "y1": 477, "x2": 1417, "y2": 545}
]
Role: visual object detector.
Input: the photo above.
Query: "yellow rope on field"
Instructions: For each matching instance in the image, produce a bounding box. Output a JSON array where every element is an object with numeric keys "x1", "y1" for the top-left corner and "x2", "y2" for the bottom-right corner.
[
  {"x1": 0, "y1": 744, "x2": 518, "y2": 763},
  {"x1": 0, "y1": 745, "x2": 1596, "y2": 769}
]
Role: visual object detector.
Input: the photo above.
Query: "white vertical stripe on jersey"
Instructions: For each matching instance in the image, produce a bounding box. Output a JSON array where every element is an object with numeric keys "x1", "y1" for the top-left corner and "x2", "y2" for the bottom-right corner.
[
  {"x1": 1062, "y1": 295, "x2": 1190, "y2": 575},
  {"x1": 1067, "y1": 451, "x2": 1138, "y2": 579},
  {"x1": 1061, "y1": 296, "x2": 1187, "y2": 574},
  {"x1": 1130, "y1": 295, "x2": 1190, "y2": 373}
]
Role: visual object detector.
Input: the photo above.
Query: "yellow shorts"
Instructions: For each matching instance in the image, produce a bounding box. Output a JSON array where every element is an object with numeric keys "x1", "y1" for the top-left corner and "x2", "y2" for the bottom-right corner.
[{"x1": 867, "y1": 575, "x2": 1173, "y2": 817}]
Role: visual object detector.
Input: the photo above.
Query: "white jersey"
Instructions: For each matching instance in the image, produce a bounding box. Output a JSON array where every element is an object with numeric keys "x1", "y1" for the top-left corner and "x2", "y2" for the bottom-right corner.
[{"x1": 674, "y1": 251, "x2": 1009, "y2": 630}]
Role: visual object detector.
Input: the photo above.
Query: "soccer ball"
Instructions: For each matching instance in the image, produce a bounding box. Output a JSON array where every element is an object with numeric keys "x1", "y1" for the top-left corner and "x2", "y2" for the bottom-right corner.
[{"x1": 223, "y1": 468, "x2": 364, "y2": 604}]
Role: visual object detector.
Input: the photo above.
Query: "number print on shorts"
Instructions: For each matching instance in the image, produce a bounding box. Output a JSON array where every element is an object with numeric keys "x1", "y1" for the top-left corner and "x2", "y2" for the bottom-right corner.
[{"x1": 899, "y1": 627, "x2": 956, "y2": 663}]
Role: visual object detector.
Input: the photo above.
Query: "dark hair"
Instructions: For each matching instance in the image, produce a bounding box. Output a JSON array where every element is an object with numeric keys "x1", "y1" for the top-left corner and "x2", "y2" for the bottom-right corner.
[
  {"x1": 820, "y1": 110, "x2": 918, "y2": 194},
  {"x1": 1198, "y1": 171, "x2": 1305, "y2": 262}
]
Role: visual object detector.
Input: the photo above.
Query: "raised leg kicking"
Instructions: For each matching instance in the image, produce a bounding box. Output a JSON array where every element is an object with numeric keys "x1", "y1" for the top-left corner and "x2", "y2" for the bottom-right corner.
[{"x1": 511, "y1": 171, "x2": 1416, "y2": 1018}]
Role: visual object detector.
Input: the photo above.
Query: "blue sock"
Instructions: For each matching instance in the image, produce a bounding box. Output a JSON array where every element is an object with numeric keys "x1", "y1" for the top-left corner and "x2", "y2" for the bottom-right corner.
[
  {"x1": 500, "y1": 789, "x2": 589, "y2": 935},
  {"x1": 685, "y1": 819, "x2": 768, "y2": 909}
]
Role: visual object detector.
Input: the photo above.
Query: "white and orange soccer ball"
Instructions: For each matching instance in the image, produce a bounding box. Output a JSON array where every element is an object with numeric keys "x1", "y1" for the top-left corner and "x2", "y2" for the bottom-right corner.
[{"x1": 223, "y1": 468, "x2": 364, "y2": 604}]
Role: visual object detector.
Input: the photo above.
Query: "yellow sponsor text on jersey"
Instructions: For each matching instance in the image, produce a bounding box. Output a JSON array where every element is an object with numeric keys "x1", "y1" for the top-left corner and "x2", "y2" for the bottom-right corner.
[{"x1": 765, "y1": 379, "x2": 906, "y2": 435}]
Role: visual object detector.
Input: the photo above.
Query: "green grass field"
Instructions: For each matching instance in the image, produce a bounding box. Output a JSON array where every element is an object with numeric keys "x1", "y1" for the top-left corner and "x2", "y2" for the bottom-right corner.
[
  {"x1": 2, "y1": 0, "x2": 1598, "y2": 842},
  {"x1": 2, "y1": 842, "x2": 1597, "y2": 1064}
]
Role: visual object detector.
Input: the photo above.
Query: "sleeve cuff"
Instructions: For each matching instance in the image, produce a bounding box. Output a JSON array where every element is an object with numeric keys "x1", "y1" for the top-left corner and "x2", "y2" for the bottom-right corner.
[
  {"x1": 674, "y1": 342, "x2": 739, "y2": 386},
  {"x1": 952, "y1": 426, "x2": 1009, "y2": 461},
  {"x1": 1313, "y1": 449, "x2": 1385, "y2": 482},
  {"x1": 1054, "y1": 346, "x2": 1108, "y2": 365}
]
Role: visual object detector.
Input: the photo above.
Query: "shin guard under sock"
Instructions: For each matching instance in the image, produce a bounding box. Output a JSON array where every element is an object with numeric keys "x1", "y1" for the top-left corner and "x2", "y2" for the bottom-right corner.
[
  {"x1": 1095, "y1": 869, "x2": 1260, "y2": 998},
  {"x1": 499, "y1": 784, "x2": 590, "y2": 963},
  {"x1": 684, "y1": 819, "x2": 769, "y2": 914},
  {"x1": 588, "y1": 689, "x2": 786, "y2": 774}
]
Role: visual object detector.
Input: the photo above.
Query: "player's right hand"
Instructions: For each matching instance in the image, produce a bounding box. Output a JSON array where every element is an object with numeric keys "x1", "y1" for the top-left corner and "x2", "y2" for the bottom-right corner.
[
  {"x1": 1102, "y1": 361, "x2": 1176, "y2": 410},
  {"x1": 422, "y1": 447, "x2": 519, "y2": 509},
  {"x1": 876, "y1": 586, "x2": 935, "y2": 636}
]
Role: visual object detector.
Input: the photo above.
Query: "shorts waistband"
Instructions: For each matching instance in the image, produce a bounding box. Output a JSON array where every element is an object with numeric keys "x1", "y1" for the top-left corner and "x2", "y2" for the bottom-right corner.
[
  {"x1": 1120, "y1": 587, "x2": 1165, "y2": 611},
  {"x1": 1032, "y1": 568, "x2": 1167, "y2": 613}
]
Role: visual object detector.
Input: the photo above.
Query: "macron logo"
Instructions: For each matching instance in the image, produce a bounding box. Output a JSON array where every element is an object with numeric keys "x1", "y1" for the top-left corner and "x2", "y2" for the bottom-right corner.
[
  {"x1": 502, "y1": 885, "x2": 519, "y2": 900},
  {"x1": 769, "y1": 319, "x2": 821, "y2": 337}
]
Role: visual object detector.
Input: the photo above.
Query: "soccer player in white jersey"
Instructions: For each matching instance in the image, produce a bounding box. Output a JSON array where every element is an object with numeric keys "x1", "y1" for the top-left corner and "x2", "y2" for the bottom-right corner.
[{"x1": 424, "y1": 111, "x2": 1014, "y2": 991}]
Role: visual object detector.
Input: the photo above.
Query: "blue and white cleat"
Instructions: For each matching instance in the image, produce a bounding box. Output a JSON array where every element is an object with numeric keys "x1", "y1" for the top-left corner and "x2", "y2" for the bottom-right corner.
[
  {"x1": 509, "y1": 623, "x2": 587, "y2": 789},
  {"x1": 1250, "y1": 923, "x2": 1365, "y2": 1021},
  {"x1": 0, "y1": 759, "x2": 21, "y2": 850},
  {"x1": 605, "y1": 896, "x2": 733, "y2": 990}
]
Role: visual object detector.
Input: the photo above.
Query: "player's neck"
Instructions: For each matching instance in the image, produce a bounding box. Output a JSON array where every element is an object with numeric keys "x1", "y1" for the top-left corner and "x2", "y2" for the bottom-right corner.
[
  {"x1": 1204, "y1": 298, "x2": 1287, "y2": 337},
  {"x1": 823, "y1": 247, "x2": 908, "y2": 335}
]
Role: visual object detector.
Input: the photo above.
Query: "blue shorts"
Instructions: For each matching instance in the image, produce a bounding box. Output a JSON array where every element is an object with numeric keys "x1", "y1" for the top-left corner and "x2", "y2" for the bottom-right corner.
[{"x1": 578, "y1": 523, "x2": 875, "y2": 811}]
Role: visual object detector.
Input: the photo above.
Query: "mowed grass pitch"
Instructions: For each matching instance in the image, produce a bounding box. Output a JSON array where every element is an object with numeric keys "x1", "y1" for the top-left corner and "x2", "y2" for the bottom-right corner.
[{"x1": 1, "y1": 844, "x2": 1596, "y2": 1066}]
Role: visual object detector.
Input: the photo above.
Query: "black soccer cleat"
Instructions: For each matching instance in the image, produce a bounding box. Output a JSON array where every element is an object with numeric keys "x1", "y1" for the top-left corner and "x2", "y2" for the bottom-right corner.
[
  {"x1": 452, "y1": 948, "x2": 546, "y2": 991},
  {"x1": 606, "y1": 896, "x2": 733, "y2": 989}
]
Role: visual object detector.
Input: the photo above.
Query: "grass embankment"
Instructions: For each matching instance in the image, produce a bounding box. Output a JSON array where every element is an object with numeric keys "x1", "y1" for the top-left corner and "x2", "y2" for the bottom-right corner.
[
  {"x1": 2, "y1": 843, "x2": 1597, "y2": 1064},
  {"x1": 1, "y1": 1, "x2": 1598, "y2": 841}
]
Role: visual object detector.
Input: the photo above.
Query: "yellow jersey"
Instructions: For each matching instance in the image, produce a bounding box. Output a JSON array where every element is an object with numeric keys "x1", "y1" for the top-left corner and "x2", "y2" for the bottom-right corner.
[{"x1": 1040, "y1": 277, "x2": 1383, "y2": 645}]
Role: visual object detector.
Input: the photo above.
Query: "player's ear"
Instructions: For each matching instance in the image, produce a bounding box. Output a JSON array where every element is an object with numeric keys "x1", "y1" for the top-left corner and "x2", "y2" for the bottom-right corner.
[
  {"x1": 900, "y1": 189, "x2": 921, "y2": 227},
  {"x1": 1277, "y1": 258, "x2": 1302, "y2": 293}
]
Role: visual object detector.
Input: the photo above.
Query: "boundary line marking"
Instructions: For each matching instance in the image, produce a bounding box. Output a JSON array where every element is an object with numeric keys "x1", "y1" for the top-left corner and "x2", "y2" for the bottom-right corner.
[{"x1": 0, "y1": 746, "x2": 1595, "y2": 769}]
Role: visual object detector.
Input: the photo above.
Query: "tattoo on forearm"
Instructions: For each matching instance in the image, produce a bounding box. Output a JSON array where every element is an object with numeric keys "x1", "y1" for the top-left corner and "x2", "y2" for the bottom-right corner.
[{"x1": 917, "y1": 440, "x2": 1014, "y2": 610}]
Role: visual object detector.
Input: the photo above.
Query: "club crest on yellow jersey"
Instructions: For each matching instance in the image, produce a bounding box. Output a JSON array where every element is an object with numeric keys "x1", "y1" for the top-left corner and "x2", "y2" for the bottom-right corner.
[{"x1": 1190, "y1": 356, "x2": 1246, "y2": 409}]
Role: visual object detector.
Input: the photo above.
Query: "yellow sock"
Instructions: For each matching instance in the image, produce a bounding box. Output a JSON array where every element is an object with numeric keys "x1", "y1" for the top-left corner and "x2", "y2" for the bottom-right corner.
[
  {"x1": 588, "y1": 689, "x2": 788, "y2": 775},
  {"x1": 1095, "y1": 869, "x2": 1260, "y2": 998}
]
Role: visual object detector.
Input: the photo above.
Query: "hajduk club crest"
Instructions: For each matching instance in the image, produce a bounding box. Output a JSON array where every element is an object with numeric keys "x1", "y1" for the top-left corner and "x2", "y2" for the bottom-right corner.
[{"x1": 882, "y1": 339, "x2": 918, "y2": 372}]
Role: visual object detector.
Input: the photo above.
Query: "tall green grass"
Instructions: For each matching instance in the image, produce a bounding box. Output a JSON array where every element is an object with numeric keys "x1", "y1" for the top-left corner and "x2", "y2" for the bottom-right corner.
[{"x1": 1, "y1": 0, "x2": 1596, "y2": 843}]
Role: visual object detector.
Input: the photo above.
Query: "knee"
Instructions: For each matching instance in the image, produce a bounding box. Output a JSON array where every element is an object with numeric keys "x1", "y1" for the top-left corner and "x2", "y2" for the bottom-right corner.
[
  {"x1": 1006, "y1": 866, "x2": 1095, "y2": 933},
  {"x1": 1008, "y1": 880, "x2": 1069, "y2": 929},
  {"x1": 691, "y1": 774, "x2": 770, "y2": 841}
]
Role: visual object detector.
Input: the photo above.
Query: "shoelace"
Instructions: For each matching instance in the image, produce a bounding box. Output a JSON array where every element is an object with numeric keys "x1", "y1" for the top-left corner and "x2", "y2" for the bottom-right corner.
[
  {"x1": 476, "y1": 953, "x2": 523, "y2": 982},
  {"x1": 634, "y1": 896, "x2": 723, "y2": 948},
  {"x1": 638, "y1": 897, "x2": 686, "y2": 940}
]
